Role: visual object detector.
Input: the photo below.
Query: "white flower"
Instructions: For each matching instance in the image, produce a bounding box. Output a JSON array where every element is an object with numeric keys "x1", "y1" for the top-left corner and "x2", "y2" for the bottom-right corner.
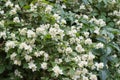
[
  {"x1": 5, "y1": 41, "x2": 16, "y2": 52},
  {"x1": 10, "y1": 33, "x2": 16, "y2": 40},
  {"x1": 14, "y1": 60, "x2": 21, "y2": 66},
  {"x1": 96, "y1": 43, "x2": 104, "y2": 49},
  {"x1": 82, "y1": 68, "x2": 88, "y2": 74},
  {"x1": 52, "y1": 65, "x2": 63, "y2": 77},
  {"x1": 75, "y1": 44, "x2": 85, "y2": 53},
  {"x1": 90, "y1": 74, "x2": 97, "y2": 80},
  {"x1": 13, "y1": 17, "x2": 20, "y2": 23},
  {"x1": 83, "y1": 15, "x2": 89, "y2": 20},
  {"x1": 65, "y1": 47, "x2": 73, "y2": 54},
  {"x1": 55, "y1": 58, "x2": 63, "y2": 64},
  {"x1": 15, "y1": 4, "x2": 20, "y2": 10},
  {"x1": 0, "y1": 31, "x2": 6, "y2": 39},
  {"x1": 69, "y1": 38, "x2": 76, "y2": 44},
  {"x1": 68, "y1": 29, "x2": 77, "y2": 37},
  {"x1": 27, "y1": 30, "x2": 36, "y2": 38},
  {"x1": 82, "y1": 54, "x2": 88, "y2": 61},
  {"x1": 30, "y1": 4, "x2": 37, "y2": 11},
  {"x1": 53, "y1": 14, "x2": 60, "y2": 20},
  {"x1": 19, "y1": 42, "x2": 27, "y2": 49},
  {"x1": 61, "y1": 19, "x2": 66, "y2": 24},
  {"x1": 0, "y1": 10, "x2": 4, "y2": 14},
  {"x1": 0, "y1": 20, "x2": 5, "y2": 26},
  {"x1": 45, "y1": 5, "x2": 52, "y2": 13},
  {"x1": 19, "y1": 28, "x2": 27, "y2": 35},
  {"x1": 9, "y1": 8, "x2": 17, "y2": 15},
  {"x1": 80, "y1": 4, "x2": 85, "y2": 10},
  {"x1": 36, "y1": 27, "x2": 46, "y2": 35},
  {"x1": 41, "y1": 62, "x2": 47, "y2": 70},
  {"x1": 28, "y1": 61, "x2": 37, "y2": 72},
  {"x1": 25, "y1": 55, "x2": 32, "y2": 62},
  {"x1": 61, "y1": 4, "x2": 66, "y2": 9},
  {"x1": 98, "y1": 19, "x2": 106, "y2": 27},
  {"x1": 82, "y1": 76, "x2": 89, "y2": 80},
  {"x1": 85, "y1": 38, "x2": 92, "y2": 45},
  {"x1": 19, "y1": 42, "x2": 32, "y2": 53},
  {"x1": 94, "y1": 27, "x2": 100, "y2": 35},
  {"x1": 19, "y1": 28, "x2": 27, "y2": 36},
  {"x1": 95, "y1": 62, "x2": 104, "y2": 70},
  {"x1": 88, "y1": 52, "x2": 95, "y2": 60},
  {"x1": 34, "y1": 52, "x2": 40, "y2": 57},
  {"x1": 10, "y1": 52, "x2": 17, "y2": 60},
  {"x1": 14, "y1": 69, "x2": 23, "y2": 78},
  {"x1": 84, "y1": 32, "x2": 89, "y2": 38},
  {"x1": 78, "y1": 61, "x2": 88, "y2": 68},
  {"x1": 5, "y1": 0, "x2": 13, "y2": 7},
  {"x1": 44, "y1": 53, "x2": 49, "y2": 61},
  {"x1": 24, "y1": 45, "x2": 33, "y2": 53}
]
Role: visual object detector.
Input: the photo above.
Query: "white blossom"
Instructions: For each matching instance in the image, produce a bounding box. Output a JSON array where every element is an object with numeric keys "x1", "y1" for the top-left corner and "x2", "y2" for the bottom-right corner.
[
  {"x1": 75, "y1": 44, "x2": 85, "y2": 53},
  {"x1": 95, "y1": 62, "x2": 104, "y2": 70},
  {"x1": 14, "y1": 69, "x2": 23, "y2": 78},
  {"x1": 45, "y1": 5, "x2": 52, "y2": 13},
  {"x1": 85, "y1": 38, "x2": 92, "y2": 45},
  {"x1": 27, "y1": 30, "x2": 36, "y2": 38},
  {"x1": 90, "y1": 74, "x2": 97, "y2": 80},
  {"x1": 41, "y1": 62, "x2": 47, "y2": 70},
  {"x1": 10, "y1": 52, "x2": 17, "y2": 60},
  {"x1": 52, "y1": 65, "x2": 63, "y2": 77},
  {"x1": 13, "y1": 17, "x2": 20, "y2": 23},
  {"x1": 96, "y1": 42, "x2": 104, "y2": 49},
  {"x1": 28, "y1": 61, "x2": 37, "y2": 72}
]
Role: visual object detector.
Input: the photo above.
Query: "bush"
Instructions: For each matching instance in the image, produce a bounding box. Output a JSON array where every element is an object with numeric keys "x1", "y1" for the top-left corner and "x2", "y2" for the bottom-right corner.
[{"x1": 0, "y1": 0, "x2": 120, "y2": 80}]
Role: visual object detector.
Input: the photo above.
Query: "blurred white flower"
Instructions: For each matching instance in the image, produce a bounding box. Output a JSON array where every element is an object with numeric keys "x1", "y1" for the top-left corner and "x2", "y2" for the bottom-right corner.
[
  {"x1": 80, "y1": 4, "x2": 85, "y2": 10},
  {"x1": 88, "y1": 52, "x2": 95, "y2": 60},
  {"x1": 45, "y1": 5, "x2": 52, "y2": 13},
  {"x1": 13, "y1": 17, "x2": 20, "y2": 23},
  {"x1": 95, "y1": 62, "x2": 104, "y2": 70},
  {"x1": 0, "y1": 31, "x2": 6, "y2": 39},
  {"x1": 65, "y1": 47, "x2": 73, "y2": 54},
  {"x1": 27, "y1": 30, "x2": 36, "y2": 38},
  {"x1": 28, "y1": 61, "x2": 37, "y2": 72},
  {"x1": 52, "y1": 65, "x2": 63, "y2": 77},
  {"x1": 53, "y1": 14, "x2": 60, "y2": 20},
  {"x1": 5, "y1": 41, "x2": 16, "y2": 52},
  {"x1": 84, "y1": 32, "x2": 89, "y2": 38},
  {"x1": 5, "y1": 0, "x2": 13, "y2": 7},
  {"x1": 14, "y1": 60, "x2": 21, "y2": 66},
  {"x1": 75, "y1": 44, "x2": 85, "y2": 53},
  {"x1": 85, "y1": 38, "x2": 92, "y2": 45},
  {"x1": 19, "y1": 28, "x2": 27, "y2": 36},
  {"x1": 96, "y1": 43, "x2": 104, "y2": 49},
  {"x1": 82, "y1": 76, "x2": 89, "y2": 80},
  {"x1": 14, "y1": 69, "x2": 23, "y2": 78},
  {"x1": 25, "y1": 55, "x2": 32, "y2": 62},
  {"x1": 61, "y1": 19, "x2": 66, "y2": 24},
  {"x1": 41, "y1": 62, "x2": 47, "y2": 70},
  {"x1": 10, "y1": 52, "x2": 17, "y2": 60},
  {"x1": 90, "y1": 74, "x2": 97, "y2": 80},
  {"x1": 83, "y1": 15, "x2": 89, "y2": 20}
]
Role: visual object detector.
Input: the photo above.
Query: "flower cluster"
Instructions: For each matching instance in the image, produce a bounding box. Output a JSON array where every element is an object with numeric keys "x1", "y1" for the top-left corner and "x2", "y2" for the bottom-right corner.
[{"x1": 0, "y1": 0, "x2": 120, "y2": 80}]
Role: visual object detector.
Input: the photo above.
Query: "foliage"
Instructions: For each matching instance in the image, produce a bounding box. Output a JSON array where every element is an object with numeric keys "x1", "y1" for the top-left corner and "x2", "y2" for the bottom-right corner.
[{"x1": 0, "y1": 0, "x2": 120, "y2": 80}]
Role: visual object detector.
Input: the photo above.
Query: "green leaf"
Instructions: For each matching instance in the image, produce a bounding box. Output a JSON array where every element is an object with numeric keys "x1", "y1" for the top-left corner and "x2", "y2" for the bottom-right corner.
[
  {"x1": 99, "y1": 70, "x2": 108, "y2": 80},
  {"x1": 82, "y1": 0, "x2": 89, "y2": 4},
  {"x1": 103, "y1": 0, "x2": 108, "y2": 5},
  {"x1": 88, "y1": 0, "x2": 92, "y2": 3},
  {"x1": 96, "y1": 37, "x2": 106, "y2": 43},
  {"x1": 106, "y1": 47, "x2": 112, "y2": 56},
  {"x1": 0, "y1": 64, "x2": 5, "y2": 74}
]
